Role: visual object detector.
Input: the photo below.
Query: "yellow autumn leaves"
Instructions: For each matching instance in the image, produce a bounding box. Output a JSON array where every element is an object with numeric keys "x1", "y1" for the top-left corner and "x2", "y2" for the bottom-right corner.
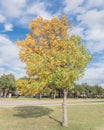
[{"x1": 17, "y1": 16, "x2": 92, "y2": 95}]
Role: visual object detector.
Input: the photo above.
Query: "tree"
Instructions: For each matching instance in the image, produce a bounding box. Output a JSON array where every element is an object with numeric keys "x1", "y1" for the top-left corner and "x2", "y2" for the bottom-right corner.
[
  {"x1": 17, "y1": 16, "x2": 92, "y2": 127},
  {"x1": 94, "y1": 85, "x2": 104, "y2": 97},
  {"x1": 0, "y1": 74, "x2": 16, "y2": 97},
  {"x1": 73, "y1": 84, "x2": 86, "y2": 98}
]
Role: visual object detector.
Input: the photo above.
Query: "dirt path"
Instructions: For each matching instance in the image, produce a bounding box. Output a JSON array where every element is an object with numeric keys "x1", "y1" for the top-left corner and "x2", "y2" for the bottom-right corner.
[{"x1": 0, "y1": 98, "x2": 104, "y2": 108}]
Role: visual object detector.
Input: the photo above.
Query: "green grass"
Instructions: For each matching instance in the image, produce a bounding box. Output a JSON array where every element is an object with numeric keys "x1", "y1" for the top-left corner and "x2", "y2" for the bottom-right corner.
[{"x1": 0, "y1": 104, "x2": 104, "y2": 130}]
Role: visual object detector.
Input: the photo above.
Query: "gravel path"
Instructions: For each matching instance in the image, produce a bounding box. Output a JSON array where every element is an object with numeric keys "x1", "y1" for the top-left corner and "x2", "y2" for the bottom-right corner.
[{"x1": 0, "y1": 98, "x2": 104, "y2": 108}]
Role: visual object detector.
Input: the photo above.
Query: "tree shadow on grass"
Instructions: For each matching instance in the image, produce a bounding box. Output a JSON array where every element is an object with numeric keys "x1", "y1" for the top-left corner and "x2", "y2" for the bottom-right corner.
[
  {"x1": 13, "y1": 106, "x2": 61, "y2": 125},
  {"x1": 48, "y1": 115, "x2": 62, "y2": 125},
  {"x1": 14, "y1": 106, "x2": 53, "y2": 118}
]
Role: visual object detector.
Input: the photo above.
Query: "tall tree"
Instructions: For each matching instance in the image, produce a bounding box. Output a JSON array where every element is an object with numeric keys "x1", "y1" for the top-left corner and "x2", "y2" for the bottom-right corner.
[{"x1": 17, "y1": 16, "x2": 92, "y2": 127}]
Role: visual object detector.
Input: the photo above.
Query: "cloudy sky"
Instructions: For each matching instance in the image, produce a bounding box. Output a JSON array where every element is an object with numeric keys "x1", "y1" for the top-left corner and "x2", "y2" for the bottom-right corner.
[{"x1": 0, "y1": 0, "x2": 104, "y2": 87}]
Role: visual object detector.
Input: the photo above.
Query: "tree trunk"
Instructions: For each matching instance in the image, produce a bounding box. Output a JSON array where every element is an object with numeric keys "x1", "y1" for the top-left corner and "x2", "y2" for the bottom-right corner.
[
  {"x1": 4, "y1": 90, "x2": 7, "y2": 98},
  {"x1": 6, "y1": 90, "x2": 10, "y2": 98},
  {"x1": 39, "y1": 93, "x2": 42, "y2": 99},
  {"x1": 0, "y1": 90, "x2": 2, "y2": 97},
  {"x1": 53, "y1": 90, "x2": 56, "y2": 99},
  {"x1": 62, "y1": 88, "x2": 68, "y2": 127},
  {"x1": 2, "y1": 89, "x2": 6, "y2": 98},
  {"x1": 8, "y1": 93, "x2": 12, "y2": 98}
]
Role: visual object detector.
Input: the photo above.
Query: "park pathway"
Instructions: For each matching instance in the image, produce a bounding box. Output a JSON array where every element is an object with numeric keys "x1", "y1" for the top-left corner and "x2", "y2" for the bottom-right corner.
[{"x1": 0, "y1": 98, "x2": 104, "y2": 108}]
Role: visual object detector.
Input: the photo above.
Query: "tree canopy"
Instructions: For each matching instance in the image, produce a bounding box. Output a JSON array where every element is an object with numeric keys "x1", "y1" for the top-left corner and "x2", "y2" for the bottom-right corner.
[{"x1": 17, "y1": 16, "x2": 92, "y2": 92}]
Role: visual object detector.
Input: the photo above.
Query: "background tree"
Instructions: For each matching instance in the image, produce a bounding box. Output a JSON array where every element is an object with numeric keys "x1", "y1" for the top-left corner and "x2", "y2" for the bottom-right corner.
[
  {"x1": 0, "y1": 74, "x2": 16, "y2": 97},
  {"x1": 73, "y1": 83, "x2": 104, "y2": 98},
  {"x1": 17, "y1": 16, "x2": 92, "y2": 127},
  {"x1": 94, "y1": 85, "x2": 104, "y2": 97},
  {"x1": 74, "y1": 84, "x2": 86, "y2": 98}
]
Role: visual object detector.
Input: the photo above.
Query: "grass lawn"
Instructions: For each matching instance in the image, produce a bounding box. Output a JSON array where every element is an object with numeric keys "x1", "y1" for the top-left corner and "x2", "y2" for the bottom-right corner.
[{"x1": 0, "y1": 104, "x2": 104, "y2": 130}]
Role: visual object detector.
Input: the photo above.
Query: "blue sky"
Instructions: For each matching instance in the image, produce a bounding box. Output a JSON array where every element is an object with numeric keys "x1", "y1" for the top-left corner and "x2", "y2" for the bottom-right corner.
[{"x1": 0, "y1": 0, "x2": 104, "y2": 87}]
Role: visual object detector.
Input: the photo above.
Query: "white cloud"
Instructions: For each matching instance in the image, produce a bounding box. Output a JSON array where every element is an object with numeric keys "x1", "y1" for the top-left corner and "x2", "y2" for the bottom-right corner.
[
  {"x1": 85, "y1": 28, "x2": 104, "y2": 41},
  {"x1": 78, "y1": 65, "x2": 104, "y2": 87},
  {"x1": 18, "y1": 16, "x2": 33, "y2": 27},
  {"x1": 0, "y1": 0, "x2": 54, "y2": 26},
  {"x1": 78, "y1": 10, "x2": 104, "y2": 29},
  {"x1": 87, "y1": 0, "x2": 104, "y2": 8},
  {"x1": 4, "y1": 23, "x2": 13, "y2": 31},
  {"x1": 63, "y1": 0, "x2": 84, "y2": 14},
  {"x1": 78, "y1": 10, "x2": 104, "y2": 53},
  {"x1": 0, "y1": 0, "x2": 26, "y2": 18},
  {"x1": 0, "y1": 35, "x2": 26, "y2": 78},
  {"x1": 69, "y1": 26, "x2": 84, "y2": 37},
  {"x1": 27, "y1": 2, "x2": 52, "y2": 19},
  {"x1": 63, "y1": 0, "x2": 104, "y2": 15},
  {"x1": 87, "y1": 41, "x2": 104, "y2": 53},
  {"x1": 0, "y1": 14, "x2": 6, "y2": 23},
  {"x1": 19, "y1": 1, "x2": 53, "y2": 26}
]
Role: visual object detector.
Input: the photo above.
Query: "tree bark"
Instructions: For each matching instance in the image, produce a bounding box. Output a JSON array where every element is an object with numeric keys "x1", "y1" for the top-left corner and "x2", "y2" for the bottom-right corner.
[
  {"x1": 2, "y1": 89, "x2": 6, "y2": 98},
  {"x1": 62, "y1": 88, "x2": 68, "y2": 127},
  {"x1": 53, "y1": 90, "x2": 56, "y2": 99},
  {"x1": 39, "y1": 93, "x2": 42, "y2": 99},
  {"x1": 6, "y1": 90, "x2": 10, "y2": 98},
  {"x1": 0, "y1": 90, "x2": 2, "y2": 97}
]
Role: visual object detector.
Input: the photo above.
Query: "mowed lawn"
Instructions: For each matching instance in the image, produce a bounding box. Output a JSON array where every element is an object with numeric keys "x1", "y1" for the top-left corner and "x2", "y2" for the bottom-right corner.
[{"x1": 0, "y1": 103, "x2": 104, "y2": 130}]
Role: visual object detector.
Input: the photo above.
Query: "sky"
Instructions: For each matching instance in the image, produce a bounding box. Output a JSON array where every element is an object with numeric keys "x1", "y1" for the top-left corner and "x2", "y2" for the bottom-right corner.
[{"x1": 0, "y1": 0, "x2": 104, "y2": 87}]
